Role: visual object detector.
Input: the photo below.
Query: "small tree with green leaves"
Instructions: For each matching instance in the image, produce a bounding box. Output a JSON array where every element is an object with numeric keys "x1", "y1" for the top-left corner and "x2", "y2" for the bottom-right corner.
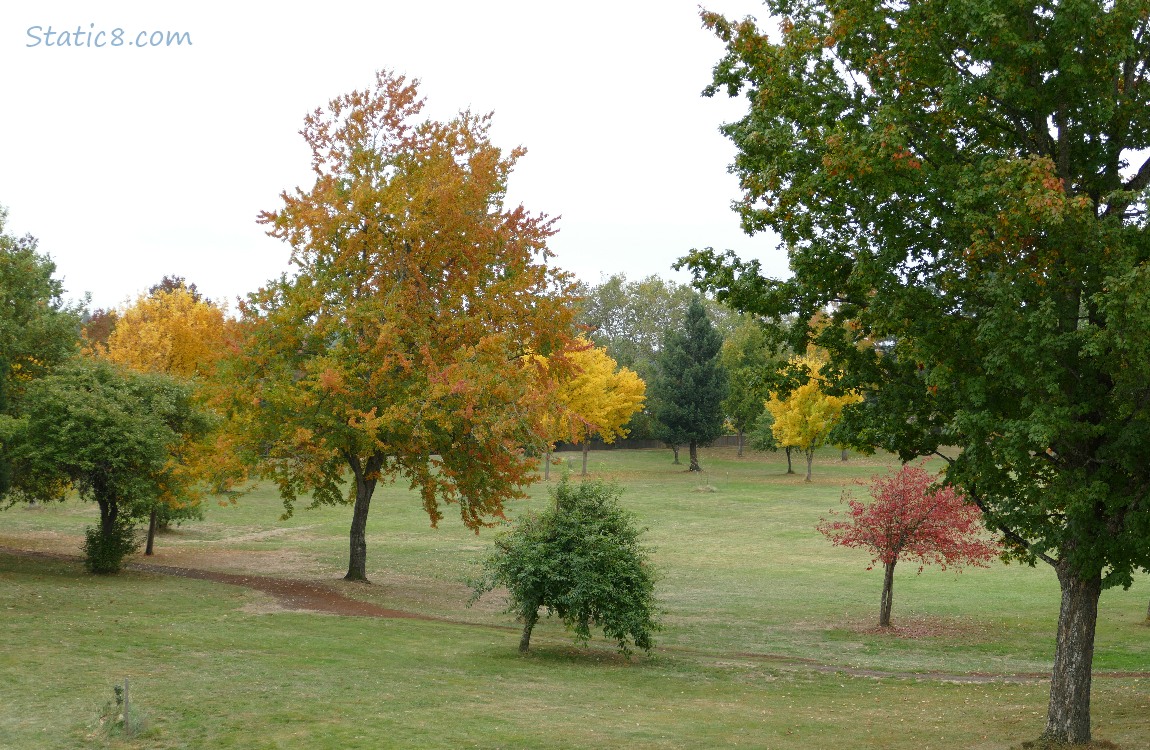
[
  {"x1": 720, "y1": 319, "x2": 779, "y2": 457},
  {"x1": 470, "y1": 478, "x2": 659, "y2": 655},
  {"x1": 3, "y1": 359, "x2": 211, "y2": 573}
]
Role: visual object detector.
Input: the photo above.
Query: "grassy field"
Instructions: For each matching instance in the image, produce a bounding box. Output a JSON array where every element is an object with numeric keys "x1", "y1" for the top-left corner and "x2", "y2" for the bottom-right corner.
[{"x1": 1, "y1": 447, "x2": 1147, "y2": 749}]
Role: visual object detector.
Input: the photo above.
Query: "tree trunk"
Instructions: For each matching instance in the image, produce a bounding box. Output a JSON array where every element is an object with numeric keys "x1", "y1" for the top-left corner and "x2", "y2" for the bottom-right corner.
[
  {"x1": 544, "y1": 450, "x2": 551, "y2": 481},
  {"x1": 1041, "y1": 563, "x2": 1102, "y2": 745},
  {"x1": 145, "y1": 508, "x2": 158, "y2": 555},
  {"x1": 344, "y1": 454, "x2": 382, "y2": 582},
  {"x1": 785, "y1": 447, "x2": 794, "y2": 474},
  {"x1": 581, "y1": 440, "x2": 589, "y2": 476},
  {"x1": 671, "y1": 444, "x2": 680, "y2": 465},
  {"x1": 519, "y1": 608, "x2": 539, "y2": 653},
  {"x1": 879, "y1": 560, "x2": 896, "y2": 627},
  {"x1": 688, "y1": 440, "x2": 701, "y2": 472},
  {"x1": 737, "y1": 428, "x2": 744, "y2": 457},
  {"x1": 841, "y1": 448, "x2": 848, "y2": 462},
  {"x1": 804, "y1": 449, "x2": 814, "y2": 482},
  {"x1": 95, "y1": 475, "x2": 118, "y2": 538}
]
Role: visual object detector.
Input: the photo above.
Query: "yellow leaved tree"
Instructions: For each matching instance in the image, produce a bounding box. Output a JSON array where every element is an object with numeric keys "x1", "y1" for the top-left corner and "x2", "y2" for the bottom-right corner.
[
  {"x1": 94, "y1": 280, "x2": 240, "y2": 553},
  {"x1": 766, "y1": 351, "x2": 861, "y2": 482},
  {"x1": 100, "y1": 283, "x2": 230, "y2": 379},
  {"x1": 538, "y1": 340, "x2": 646, "y2": 477}
]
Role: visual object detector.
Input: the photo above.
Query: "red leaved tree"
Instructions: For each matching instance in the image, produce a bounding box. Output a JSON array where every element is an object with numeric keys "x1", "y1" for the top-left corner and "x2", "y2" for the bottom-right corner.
[{"x1": 817, "y1": 463, "x2": 999, "y2": 627}]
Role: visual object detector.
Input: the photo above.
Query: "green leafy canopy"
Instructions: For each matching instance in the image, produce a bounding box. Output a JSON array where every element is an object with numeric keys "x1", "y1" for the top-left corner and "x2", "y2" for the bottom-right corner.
[
  {"x1": 682, "y1": 0, "x2": 1150, "y2": 590},
  {"x1": 470, "y1": 478, "x2": 660, "y2": 656}
]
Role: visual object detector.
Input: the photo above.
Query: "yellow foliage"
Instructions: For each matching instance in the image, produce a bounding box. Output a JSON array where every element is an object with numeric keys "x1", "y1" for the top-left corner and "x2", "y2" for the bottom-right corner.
[
  {"x1": 102, "y1": 288, "x2": 230, "y2": 379},
  {"x1": 97, "y1": 288, "x2": 247, "y2": 511},
  {"x1": 766, "y1": 352, "x2": 861, "y2": 453},
  {"x1": 539, "y1": 340, "x2": 646, "y2": 446}
]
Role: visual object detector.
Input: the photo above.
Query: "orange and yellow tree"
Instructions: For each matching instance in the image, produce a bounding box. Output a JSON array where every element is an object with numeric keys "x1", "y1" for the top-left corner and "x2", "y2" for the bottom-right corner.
[
  {"x1": 96, "y1": 281, "x2": 240, "y2": 553},
  {"x1": 225, "y1": 70, "x2": 579, "y2": 581},
  {"x1": 765, "y1": 352, "x2": 862, "y2": 482},
  {"x1": 100, "y1": 281, "x2": 230, "y2": 379},
  {"x1": 538, "y1": 340, "x2": 646, "y2": 477}
]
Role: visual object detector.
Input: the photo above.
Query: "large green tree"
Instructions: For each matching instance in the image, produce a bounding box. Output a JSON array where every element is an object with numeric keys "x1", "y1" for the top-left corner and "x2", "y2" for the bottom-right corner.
[
  {"x1": 3, "y1": 359, "x2": 210, "y2": 573},
  {"x1": 227, "y1": 71, "x2": 578, "y2": 582},
  {"x1": 683, "y1": 2, "x2": 1150, "y2": 744},
  {"x1": 650, "y1": 296, "x2": 728, "y2": 472},
  {"x1": 0, "y1": 206, "x2": 81, "y2": 493}
]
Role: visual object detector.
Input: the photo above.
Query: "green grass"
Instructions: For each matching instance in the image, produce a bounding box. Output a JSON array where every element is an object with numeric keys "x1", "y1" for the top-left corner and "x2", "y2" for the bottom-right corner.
[{"x1": 1, "y1": 446, "x2": 1147, "y2": 749}]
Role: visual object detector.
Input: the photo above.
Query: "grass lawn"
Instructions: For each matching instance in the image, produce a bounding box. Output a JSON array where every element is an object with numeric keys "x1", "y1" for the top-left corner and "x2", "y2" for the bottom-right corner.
[{"x1": 1, "y1": 446, "x2": 1147, "y2": 749}]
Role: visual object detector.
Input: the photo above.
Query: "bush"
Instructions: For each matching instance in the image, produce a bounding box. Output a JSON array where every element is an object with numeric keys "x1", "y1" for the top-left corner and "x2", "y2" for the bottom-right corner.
[
  {"x1": 471, "y1": 477, "x2": 659, "y2": 655},
  {"x1": 83, "y1": 520, "x2": 140, "y2": 574}
]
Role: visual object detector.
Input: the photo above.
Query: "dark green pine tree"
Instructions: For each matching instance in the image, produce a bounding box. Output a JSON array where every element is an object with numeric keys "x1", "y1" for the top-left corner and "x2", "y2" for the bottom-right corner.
[{"x1": 652, "y1": 296, "x2": 728, "y2": 472}]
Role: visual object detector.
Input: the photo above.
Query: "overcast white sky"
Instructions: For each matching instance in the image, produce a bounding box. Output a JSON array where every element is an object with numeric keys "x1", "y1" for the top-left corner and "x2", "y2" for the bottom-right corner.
[{"x1": 0, "y1": 0, "x2": 785, "y2": 310}]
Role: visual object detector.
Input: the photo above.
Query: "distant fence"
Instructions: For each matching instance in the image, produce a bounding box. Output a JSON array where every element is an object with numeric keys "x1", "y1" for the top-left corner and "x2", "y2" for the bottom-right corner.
[{"x1": 553, "y1": 435, "x2": 744, "y2": 452}]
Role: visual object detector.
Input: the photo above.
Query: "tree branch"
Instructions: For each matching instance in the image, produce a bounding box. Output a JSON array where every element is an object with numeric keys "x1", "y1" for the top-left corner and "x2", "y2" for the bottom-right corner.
[
  {"x1": 1122, "y1": 153, "x2": 1150, "y2": 193},
  {"x1": 966, "y1": 484, "x2": 1057, "y2": 567}
]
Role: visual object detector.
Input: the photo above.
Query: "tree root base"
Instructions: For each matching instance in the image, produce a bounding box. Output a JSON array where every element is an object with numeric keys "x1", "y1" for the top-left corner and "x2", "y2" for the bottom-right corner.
[{"x1": 1016, "y1": 738, "x2": 1122, "y2": 749}]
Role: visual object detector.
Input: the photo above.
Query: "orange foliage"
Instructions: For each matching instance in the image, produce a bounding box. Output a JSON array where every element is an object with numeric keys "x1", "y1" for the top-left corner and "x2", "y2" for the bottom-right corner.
[{"x1": 225, "y1": 70, "x2": 580, "y2": 557}]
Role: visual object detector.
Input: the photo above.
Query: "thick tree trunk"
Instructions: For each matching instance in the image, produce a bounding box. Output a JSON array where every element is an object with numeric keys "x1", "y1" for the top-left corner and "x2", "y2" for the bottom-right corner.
[
  {"x1": 1041, "y1": 563, "x2": 1102, "y2": 745},
  {"x1": 581, "y1": 440, "x2": 589, "y2": 476},
  {"x1": 841, "y1": 448, "x2": 848, "y2": 462},
  {"x1": 785, "y1": 447, "x2": 794, "y2": 474},
  {"x1": 344, "y1": 454, "x2": 382, "y2": 582},
  {"x1": 688, "y1": 440, "x2": 701, "y2": 472},
  {"x1": 145, "y1": 508, "x2": 158, "y2": 555},
  {"x1": 804, "y1": 449, "x2": 814, "y2": 482},
  {"x1": 671, "y1": 445, "x2": 680, "y2": 465},
  {"x1": 519, "y1": 608, "x2": 539, "y2": 653},
  {"x1": 544, "y1": 450, "x2": 551, "y2": 481},
  {"x1": 736, "y1": 429, "x2": 744, "y2": 457},
  {"x1": 879, "y1": 560, "x2": 896, "y2": 627}
]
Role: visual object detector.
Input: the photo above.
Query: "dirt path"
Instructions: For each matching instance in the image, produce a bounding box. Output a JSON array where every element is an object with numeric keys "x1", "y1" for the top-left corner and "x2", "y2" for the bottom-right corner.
[
  {"x1": 127, "y1": 560, "x2": 444, "y2": 621},
  {"x1": 3, "y1": 545, "x2": 1147, "y2": 684},
  {"x1": 0, "y1": 545, "x2": 440, "y2": 620}
]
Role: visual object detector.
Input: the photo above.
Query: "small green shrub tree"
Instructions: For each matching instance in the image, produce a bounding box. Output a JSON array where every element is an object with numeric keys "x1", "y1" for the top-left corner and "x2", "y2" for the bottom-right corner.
[
  {"x1": 4, "y1": 359, "x2": 211, "y2": 574},
  {"x1": 471, "y1": 478, "x2": 659, "y2": 655},
  {"x1": 83, "y1": 520, "x2": 141, "y2": 575}
]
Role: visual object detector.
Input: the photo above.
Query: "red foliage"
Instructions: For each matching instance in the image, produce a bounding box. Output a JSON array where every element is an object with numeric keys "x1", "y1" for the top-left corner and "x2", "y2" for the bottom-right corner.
[{"x1": 817, "y1": 462, "x2": 999, "y2": 573}]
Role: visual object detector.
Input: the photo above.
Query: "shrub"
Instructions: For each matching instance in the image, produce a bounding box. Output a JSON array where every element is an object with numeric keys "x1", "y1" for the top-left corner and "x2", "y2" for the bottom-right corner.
[
  {"x1": 471, "y1": 478, "x2": 660, "y2": 655},
  {"x1": 83, "y1": 520, "x2": 140, "y2": 574}
]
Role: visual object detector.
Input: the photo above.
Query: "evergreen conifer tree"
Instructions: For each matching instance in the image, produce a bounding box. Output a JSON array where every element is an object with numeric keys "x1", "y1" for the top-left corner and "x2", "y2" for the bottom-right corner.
[{"x1": 651, "y1": 296, "x2": 728, "y2": 471}]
